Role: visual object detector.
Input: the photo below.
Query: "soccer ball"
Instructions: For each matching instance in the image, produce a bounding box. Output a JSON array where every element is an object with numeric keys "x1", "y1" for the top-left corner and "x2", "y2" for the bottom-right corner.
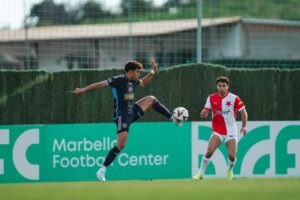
[{"x1": 173, "y1": 107, "x2": 189, "y2": 125}]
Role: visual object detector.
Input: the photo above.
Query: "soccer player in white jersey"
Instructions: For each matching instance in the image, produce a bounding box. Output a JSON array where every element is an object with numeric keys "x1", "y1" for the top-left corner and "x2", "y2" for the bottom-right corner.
[{"x1": 193, "y1": 76, "x2": 248, "y2": 180}]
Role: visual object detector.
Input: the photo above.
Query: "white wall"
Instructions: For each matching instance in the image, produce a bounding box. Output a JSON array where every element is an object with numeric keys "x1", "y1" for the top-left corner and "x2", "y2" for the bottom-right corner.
[
  {"x1": 243, "y1": 29, "x2": 300, "y2": 59},
  {"x1": 208, "y1": 24, "x2": 242, "y2": 60}
]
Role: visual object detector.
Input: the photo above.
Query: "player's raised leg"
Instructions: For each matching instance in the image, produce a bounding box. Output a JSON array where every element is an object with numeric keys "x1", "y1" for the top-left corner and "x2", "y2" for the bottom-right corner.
[
  {"x1": 225, "y1": 137, "x2": 237, "y2": 181},
  {"x1": 97, "y1": 131, "x2": 128, "y2": 182},
  {"x1": 193, "y1": 134, "x2": 222, "y2": 180},
  {"x1": 136, "y1": 95, "x2": 174, "y2": 120}
]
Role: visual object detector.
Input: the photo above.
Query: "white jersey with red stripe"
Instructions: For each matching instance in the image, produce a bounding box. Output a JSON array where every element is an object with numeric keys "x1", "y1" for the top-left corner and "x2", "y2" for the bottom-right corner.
[{"x1": 204, "y1": 92, "x2": 245, "y2": 136}]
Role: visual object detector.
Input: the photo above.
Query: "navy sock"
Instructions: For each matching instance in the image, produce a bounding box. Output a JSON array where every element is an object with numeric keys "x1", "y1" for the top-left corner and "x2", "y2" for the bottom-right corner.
[
  {"x1": 152, "y1": 99, "x2": 172, "y2": 119},
  {"x1": 103, "y1": 146, "x2": 120, "y2": 167}
]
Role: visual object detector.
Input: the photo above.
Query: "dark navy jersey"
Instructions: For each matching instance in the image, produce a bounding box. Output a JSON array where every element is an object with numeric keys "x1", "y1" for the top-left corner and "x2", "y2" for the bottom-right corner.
[{"x1": 105, "y1": 74, "x2": 141, "y2": 119}]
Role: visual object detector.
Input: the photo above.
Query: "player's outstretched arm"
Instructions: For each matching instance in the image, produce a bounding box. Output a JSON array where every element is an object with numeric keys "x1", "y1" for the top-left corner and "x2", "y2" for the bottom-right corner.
[
  {"x1": 71, "y1": 81, "x2": 107, "y2": 96},
  {"x1": 200, "y1": 108, "x2": 210, "y2": 118},
  {"x1": 140, "y1": 57, "x2": 158, "y2": 87},
  {"x1": 240, "y1": 108, "x2": 248, "y2": 135}
]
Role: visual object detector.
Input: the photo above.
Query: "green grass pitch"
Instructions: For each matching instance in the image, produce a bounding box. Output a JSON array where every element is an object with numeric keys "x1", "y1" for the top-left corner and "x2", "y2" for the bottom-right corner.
[{"x1": 0, "y1": 178, "x2": 299, "y2": 200}]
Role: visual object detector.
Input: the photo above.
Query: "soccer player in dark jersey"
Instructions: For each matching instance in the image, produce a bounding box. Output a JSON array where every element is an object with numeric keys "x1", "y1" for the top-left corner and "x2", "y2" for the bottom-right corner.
[{"x1": 71, "y1": 58, "x2": 177, "y2": 181}]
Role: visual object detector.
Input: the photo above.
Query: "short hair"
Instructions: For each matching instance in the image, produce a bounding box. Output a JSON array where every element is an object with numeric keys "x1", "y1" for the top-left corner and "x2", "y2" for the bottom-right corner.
[
  {"x1": 125, "y1": 61, "x2": 143, "y2": 72},
  {"x1": 216, "y1": 76, "x2": 230, "y2": 85}
]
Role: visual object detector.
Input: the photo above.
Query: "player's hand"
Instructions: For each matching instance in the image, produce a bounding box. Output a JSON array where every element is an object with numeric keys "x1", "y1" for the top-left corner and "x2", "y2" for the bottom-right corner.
[
  {"x1": 71, "y1": 88, "x2": 85, "y2": 96},
  {"x1": 151, "y1": 57, "x2": 158, "y2": 72},
  {"x1": 200, "y1": 108, "x2": 209, "y2": 118},
  {"x1": 240, "y1": 127, "x2": 247, "y2": 136}
]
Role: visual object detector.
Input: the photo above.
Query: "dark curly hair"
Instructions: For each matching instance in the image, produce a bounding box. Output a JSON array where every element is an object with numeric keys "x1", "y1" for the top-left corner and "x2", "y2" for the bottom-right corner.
[
  {"x1": 125, "y1": 61, "x2": 143, "y2": 72},
  {"x1": 216, "y1": 76, "x2": 230, "y2": 85}
]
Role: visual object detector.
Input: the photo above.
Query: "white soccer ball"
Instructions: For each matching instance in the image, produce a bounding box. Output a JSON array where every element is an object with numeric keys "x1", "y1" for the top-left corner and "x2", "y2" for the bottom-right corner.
[{"x1": 173, "y1": 107, "x2": 189, "y2": 124}]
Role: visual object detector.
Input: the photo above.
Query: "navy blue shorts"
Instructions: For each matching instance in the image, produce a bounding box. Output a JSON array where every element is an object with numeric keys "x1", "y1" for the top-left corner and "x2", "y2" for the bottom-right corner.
[{"x1": 114, "y1": 104, "x2": 144, "y2": 133}]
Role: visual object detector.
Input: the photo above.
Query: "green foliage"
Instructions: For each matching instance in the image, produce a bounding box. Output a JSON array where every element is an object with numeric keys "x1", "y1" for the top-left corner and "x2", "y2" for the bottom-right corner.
[
  {"x1": 79, "y1": 0, "x2": 112, "y2": 23},
  {"x1": 29, "y1": 0, "x2": 79, "y2": 26},
  {"x1": 28, "y1": 0, "x2": 300, "y2": 27},
  {"x1": 0, "y1": 63, "x2": 299, "y2": 124},
  {"x1": 121, "y1": 0, "x2": 153, "y2": 17},
  {"x1": 203, "y1": 0, "x2": 300, "y2": 20}
]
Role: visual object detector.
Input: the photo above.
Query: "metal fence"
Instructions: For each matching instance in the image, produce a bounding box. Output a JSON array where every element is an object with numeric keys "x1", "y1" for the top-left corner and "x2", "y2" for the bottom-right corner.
[{"x1": 0, "y1": 0, "x2": 299, "y2": 71}]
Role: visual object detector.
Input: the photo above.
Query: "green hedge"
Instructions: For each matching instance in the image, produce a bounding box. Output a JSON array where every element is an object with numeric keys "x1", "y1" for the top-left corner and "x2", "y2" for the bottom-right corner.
[{"x1": 0, "y1": 63, "x2": 299, "y2": 124}]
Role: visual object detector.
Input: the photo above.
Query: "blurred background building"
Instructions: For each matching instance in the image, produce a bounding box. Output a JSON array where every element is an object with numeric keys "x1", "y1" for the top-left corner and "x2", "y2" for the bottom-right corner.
[{"x1": 0, "y1": 0, "x2": 299, "y2": 71}]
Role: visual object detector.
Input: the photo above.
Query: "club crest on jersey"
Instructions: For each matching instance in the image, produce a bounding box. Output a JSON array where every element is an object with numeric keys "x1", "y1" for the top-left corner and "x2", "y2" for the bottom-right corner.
[{"x1": 128, "y1": 86, "x2": 133, "y2": 93}]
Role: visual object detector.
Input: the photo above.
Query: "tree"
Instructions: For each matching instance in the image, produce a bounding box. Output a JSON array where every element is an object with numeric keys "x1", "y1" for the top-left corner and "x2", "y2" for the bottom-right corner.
[
  {"x1": 163, "y1": 0, "x2": 196, "y2": 9},
  {"x1": 120, "y1": 0, "x2": 153, "y2": 16},
  {"x1": 29, "y1": 0, "x2": 79, "y2": 26},
  {"x1": 80, "y1": 0, "x2": 111, "y2": 22}
]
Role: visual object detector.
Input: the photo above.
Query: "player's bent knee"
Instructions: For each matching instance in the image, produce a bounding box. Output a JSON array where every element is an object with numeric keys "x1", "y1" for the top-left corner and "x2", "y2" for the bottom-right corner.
[
  {"x1": 206, "y1": 148, "x2": 216, "y2": 157},
  {"x1": 146, "y1": 95, "x2": 156, "y2": 101},
  {"x1": 228, "y1": 154, "x2": 236, "y2": 160},
  {"x1": 117, "y1": 143, "x2": 126, "y2": 150},
  {"x1": 117, "y1": 139, "x2": 127, "y2": 150}
]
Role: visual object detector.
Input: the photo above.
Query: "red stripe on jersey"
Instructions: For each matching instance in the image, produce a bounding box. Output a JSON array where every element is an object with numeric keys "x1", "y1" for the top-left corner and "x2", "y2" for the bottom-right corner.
[
  {"x1": 234, "y1": 96, "x2": 245, "y2": 110},
  {"x1": 234, "y1": 96, "x2": 245, "y2": 118},
  {"x1": 210, "y1": 93, "x2": 227, "y2": 135}
]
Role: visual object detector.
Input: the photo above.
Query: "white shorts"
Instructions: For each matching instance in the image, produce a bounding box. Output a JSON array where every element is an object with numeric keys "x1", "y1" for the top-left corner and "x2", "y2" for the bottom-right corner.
[{"x1": 212, "y1": 132, "x2": 237, "y2": 143}]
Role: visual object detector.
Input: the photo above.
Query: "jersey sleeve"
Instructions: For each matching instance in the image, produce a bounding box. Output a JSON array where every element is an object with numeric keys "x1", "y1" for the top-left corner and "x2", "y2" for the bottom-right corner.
[
  {"x1": 204, "y1": 96, "x2": 211, "y2": 110},
  {"x1": 106, "y1": 75, "x2": 121, "y2": 87},
  {"x1": 235, "y1": 96, "x2": 245, "y2": 111}
]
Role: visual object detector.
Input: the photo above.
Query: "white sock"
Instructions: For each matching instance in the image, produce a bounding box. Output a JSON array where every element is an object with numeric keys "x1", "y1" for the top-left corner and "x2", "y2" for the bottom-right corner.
[
  {"x1": 228, "y1": 159, "x2": 236, "y2": 171},
  {"x1": 170, "y1": 115, "x2": 175, "y2": 122},
  {"x1": 100, "y1": 165, "x2": 106, "y2": 173},
  {"x1": 199, "y1": 156, "x2": 210, "y2": 174}
]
